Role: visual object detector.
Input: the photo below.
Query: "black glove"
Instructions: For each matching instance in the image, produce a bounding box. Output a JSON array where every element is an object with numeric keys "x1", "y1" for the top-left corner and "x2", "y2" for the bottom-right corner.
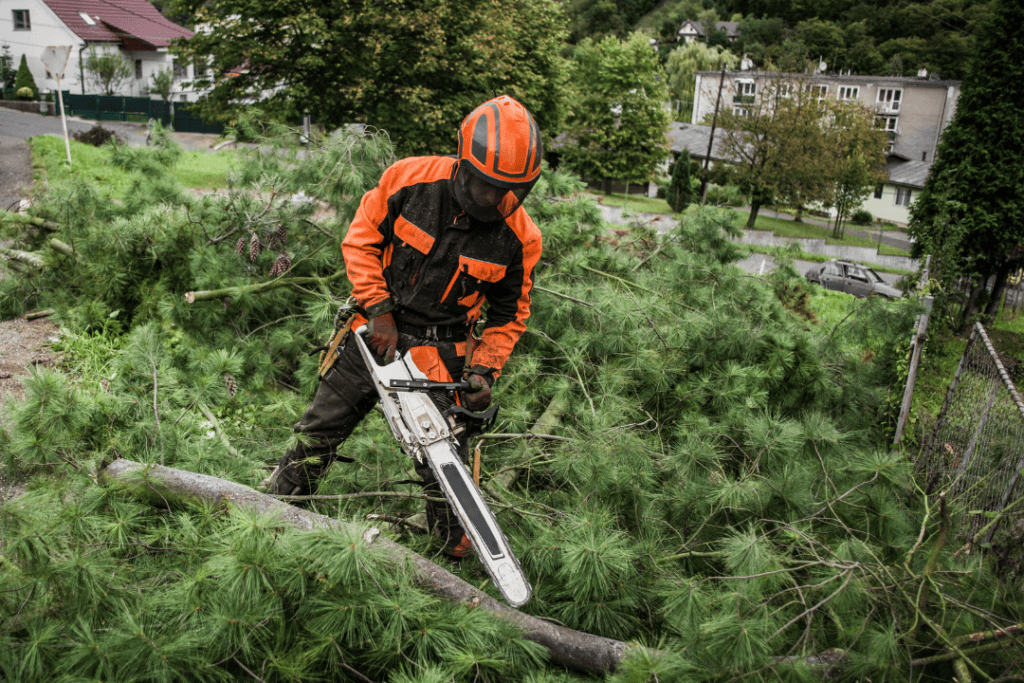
[
  {"x1": 461, "y1": 372, "x2": 494, "y2": 412},
  {"x1": 366, "y1": 312, "x2": 398, "y2": 363}
]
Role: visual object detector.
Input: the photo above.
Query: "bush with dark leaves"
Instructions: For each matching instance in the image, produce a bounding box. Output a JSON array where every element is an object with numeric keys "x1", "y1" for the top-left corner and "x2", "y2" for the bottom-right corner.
[{"x1": 72, "y1": 124, "x2": 121, "y2": 147}]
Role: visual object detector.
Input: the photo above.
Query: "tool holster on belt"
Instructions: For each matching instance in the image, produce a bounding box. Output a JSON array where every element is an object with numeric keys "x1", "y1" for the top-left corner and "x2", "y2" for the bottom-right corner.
[{"x1": 317, "y1": 304, "x2": 357, "y2": 378}]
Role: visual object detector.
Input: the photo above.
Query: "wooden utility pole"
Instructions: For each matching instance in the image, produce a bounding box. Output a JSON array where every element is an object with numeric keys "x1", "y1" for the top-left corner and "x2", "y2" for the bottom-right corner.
[{"x1": 699, "y1": 67, "x2": 727, "y2": 203}]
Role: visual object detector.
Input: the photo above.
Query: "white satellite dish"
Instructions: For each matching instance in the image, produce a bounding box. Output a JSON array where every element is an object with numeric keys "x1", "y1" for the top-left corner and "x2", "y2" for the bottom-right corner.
[{"x1": 40, "y1": 46, "x2": 74, "y2": 163}]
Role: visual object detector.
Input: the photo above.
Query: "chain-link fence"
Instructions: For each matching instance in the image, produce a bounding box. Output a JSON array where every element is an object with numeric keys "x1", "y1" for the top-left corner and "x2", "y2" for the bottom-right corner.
[{"x1": 917, "y1": 323, "x2": 1024, "y2": 566}]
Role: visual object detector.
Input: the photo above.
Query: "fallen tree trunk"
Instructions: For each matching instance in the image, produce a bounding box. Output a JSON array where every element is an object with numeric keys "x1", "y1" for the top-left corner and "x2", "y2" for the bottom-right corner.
[{"x1": 99, "y1": 458, "x2": 637, "y2": 674}]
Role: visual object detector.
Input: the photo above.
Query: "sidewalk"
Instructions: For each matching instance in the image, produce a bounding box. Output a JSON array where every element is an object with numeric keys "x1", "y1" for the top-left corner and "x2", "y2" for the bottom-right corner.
[{"x1": 740, "y1": 205, "x2": 914, "y2": 253}]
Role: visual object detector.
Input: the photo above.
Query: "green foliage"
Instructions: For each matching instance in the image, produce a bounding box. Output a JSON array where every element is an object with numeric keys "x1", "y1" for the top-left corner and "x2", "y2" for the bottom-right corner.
[
  {"x1": 167, "y1": 0, "x2": 570, "y2": 157},
  {"x1": 664, "y1": 41, "x2": 738, "y2": 122},
  {"x1": 3, "y1": 120, "x2": 1022, "y2": 682},
  {"x1": 562, "y1": 32, "x2": 671, "y2": 187},
  {"x1": 150, "y1": 68, "x2": 174, "y2": 101},
  {"x1": 908, "y1": 0, "x2": 1024, "y2": 327},
  {"x1": 714, "y1": 76, "x2": 885, "y2": 230},
  {"x1": 83, "y1": 49, "x2": 134, "y2": 96},
  {"x1": 665, "y1": 150, "x2": 693, "y2": 213},
  {"x1": 14, "y1": 54, "x2": 38, "y2": 100},
  {"x1": 0, "y1": 43, "x2": 16, "y2": 92}
]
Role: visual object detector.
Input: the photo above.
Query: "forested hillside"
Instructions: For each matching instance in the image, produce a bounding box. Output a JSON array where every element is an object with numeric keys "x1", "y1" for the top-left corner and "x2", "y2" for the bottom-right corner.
[{"x1": 568, "y1": 0, "x2": 989, "y2": 79}]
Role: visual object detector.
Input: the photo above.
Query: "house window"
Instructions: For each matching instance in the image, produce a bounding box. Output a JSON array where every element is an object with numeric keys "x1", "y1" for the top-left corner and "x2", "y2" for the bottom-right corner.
[
  {"x1": 78, "y1": 11, "x2": 96, "y2": 25},
  {"x1": 775, "y1": 83, "x2": 794, "y2": 99},
  {"x1": 838, "y1": 86, "x2": 859, "y2": 100},
  {"x1": 179, "y1": 94, "x2": 188, "y2": 102},
  {"x1": 734, "y1": 80, "x2": 756, "y2": 104},
  {"x1": 13, "y1": 9, "x2": 31, "y2": 30},
  {"x1": 874, "y1": 184, "x2": 883, "y2": 199},
  {"x1": 922, "y1": 151, "x2": 927, "y2": 161},
  {"x1": 172, "y1": 60, "x2": 188, "y2": 79},
  {"x1": 135, "y1": 60, "x2": 143, "y2": 80},
  {"x1": 877, "y1": 88, "x2": 902, "y2": 112},
  {"x1": 876, "y1": 115, "x2": 898, "y2": 131},
  {"x1": 895, "y1": 187, "x2": 912, "y2": 207},
  {"x1": 733, "y1": 106, "x2": 750, "y2": 117},
  {"x1": 805, "y1": 84, "x2": 828, "y2": 101}
]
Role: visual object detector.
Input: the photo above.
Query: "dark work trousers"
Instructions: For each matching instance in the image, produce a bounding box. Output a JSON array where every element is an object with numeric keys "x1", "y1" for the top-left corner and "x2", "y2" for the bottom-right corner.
[{"x1": 271, "y1": 335, "x2": 469, "y2": 547}]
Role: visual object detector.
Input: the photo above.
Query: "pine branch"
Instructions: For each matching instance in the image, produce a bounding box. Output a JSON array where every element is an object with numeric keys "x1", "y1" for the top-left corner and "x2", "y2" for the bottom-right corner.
[
  {"x1": 198, "y1": 405, "x2": 245, "y2": 459},
  {"x1": 99, "y1": 458, "x2": 641, "y2": 674},
  {"x1": 492, "y1": 391, "x2": 569, "y2": 491},
  {"x1": 0, "y1": 245, "x2": 44, "y2": 269},
  {"x1": 47, "y1": 238, "x2": 78, "y2": 259},
  {"x1": 184, "y1": 271, "x2": 345, "y2": 303},
  {"x1": 533, "y1": 285, "x2": 594, "y2": 308},
  {"x1": 477, "y1": 432, "x2": 573, "y2": 442},
  {"x1": 0, "y1": 211, "x2": 63, "y2": 232}
]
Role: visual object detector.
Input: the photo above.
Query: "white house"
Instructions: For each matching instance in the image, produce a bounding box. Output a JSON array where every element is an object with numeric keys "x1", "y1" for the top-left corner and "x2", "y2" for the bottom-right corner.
[
  {"x1": 863, "y1": 159, "x2": 930, "y2": 226},
  {"x1": 1, "y1": 0, "x2": 202, "y2": 101},
  {"x1": 677, "y1": 21, "x2": 741, "y2": 44}
]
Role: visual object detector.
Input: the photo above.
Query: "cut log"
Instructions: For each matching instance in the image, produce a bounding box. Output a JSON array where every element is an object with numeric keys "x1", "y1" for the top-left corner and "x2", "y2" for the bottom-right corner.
[{"x1": 99, "y1": 458, "x2": 637, "y2": 674}]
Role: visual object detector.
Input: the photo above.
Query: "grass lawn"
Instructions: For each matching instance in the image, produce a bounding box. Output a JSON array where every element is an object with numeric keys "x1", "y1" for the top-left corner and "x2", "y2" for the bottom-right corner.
[
  {"x1": 723, "y1": 208, "x2": 911, "y2": 256},
  {"x1": 591, "y1": 190, "x2": 913, "y2": 262},
  {"x1": 31, "y1": 135, "x2": 238, "y2": 198}
]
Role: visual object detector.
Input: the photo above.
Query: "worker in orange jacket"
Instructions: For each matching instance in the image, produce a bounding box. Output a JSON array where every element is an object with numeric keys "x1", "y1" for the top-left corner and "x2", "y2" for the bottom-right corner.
[{"x1": 267, "y1": 95, "x2": 543, "y2": 557}]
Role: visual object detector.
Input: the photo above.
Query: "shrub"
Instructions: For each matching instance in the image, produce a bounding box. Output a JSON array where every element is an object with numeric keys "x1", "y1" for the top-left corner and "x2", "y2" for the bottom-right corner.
[
  {"x1": 665, "y1": 150, "x2": 693, "y2": 213},
  {"x1": 852, "y1": 208, "x2": 874, "y2": 224},
  {"x1": 16, "y1": 86, "x2": 33, "y2": 100},
  {"x1": 14, "y1": 54, "x2": 38, "y2": 100},
  {"x1": 72, "y1": 123, "x2": 121, "y2": 147}
]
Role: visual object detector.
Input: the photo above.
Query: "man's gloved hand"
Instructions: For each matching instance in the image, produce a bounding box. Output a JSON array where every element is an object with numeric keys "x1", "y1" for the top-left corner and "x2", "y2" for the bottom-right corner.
[
  {"x1": 461, "y1": 372, "x2": 494, "y2": 412},
  {"x1": 366, "y1": 312, "x2": 398, "y2": 363}
]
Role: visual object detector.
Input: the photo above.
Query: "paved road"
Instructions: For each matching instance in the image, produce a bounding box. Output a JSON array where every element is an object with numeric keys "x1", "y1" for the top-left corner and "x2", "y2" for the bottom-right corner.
[{"x1": 0, "y1": 105, "x2": 221, "y2": 151}]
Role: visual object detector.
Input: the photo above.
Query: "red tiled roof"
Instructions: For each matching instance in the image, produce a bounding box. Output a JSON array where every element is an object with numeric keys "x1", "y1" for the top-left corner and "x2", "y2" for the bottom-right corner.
[{"x1": 42, "y1": 0, "x2": 193, "y2": 47}]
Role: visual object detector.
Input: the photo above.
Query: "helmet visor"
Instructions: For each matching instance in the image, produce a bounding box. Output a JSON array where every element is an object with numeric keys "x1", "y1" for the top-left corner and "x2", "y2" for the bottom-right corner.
[{"x1": 454, "y1": 165, "x2": 532, "y2": 222}]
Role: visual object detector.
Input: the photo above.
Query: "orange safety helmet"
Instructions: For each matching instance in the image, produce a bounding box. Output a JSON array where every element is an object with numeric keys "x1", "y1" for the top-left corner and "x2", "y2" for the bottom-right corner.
[{"x1": 452, "y1": 95, "x2": 542, "y2": 222}]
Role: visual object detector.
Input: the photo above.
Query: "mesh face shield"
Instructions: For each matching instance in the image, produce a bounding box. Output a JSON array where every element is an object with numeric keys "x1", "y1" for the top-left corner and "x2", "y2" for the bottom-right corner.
[{"x1": 452, "y1": 162, "x2": 534, "y2": 223}]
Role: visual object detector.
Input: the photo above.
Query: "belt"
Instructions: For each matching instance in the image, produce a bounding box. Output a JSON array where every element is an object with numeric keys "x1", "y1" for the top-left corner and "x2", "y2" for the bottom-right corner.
[{"x1": 396, "y1": 321, "x2": 470, "y2": 342}]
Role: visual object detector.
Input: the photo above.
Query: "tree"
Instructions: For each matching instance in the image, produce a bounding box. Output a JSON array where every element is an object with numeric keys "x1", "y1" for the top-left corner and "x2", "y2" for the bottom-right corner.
[
  {"x1": 561, "y1": 32, "x2": 671, "y2": 191},
  {"x1": 665, "y1": 42, "x2": 738, "y2": 122},
  {"x1": 150, "y1": 69, "x2": 173, "y2": 102},
  {"x1": 0, "y1": 44, "x2": 16, "y2": 93},
  {"x1": 167, "y1": 0, "x2": 569, "y2": 156},
  {"x1": 14, "y1": 54, "x2": 39, "y2": 100},
  {"x1": 821, "y1": 100, "x2": 887, "y2": 238},
  {"x1": 908, "y1": 0, "x2": 1024, "y2": 327},
  {"x1": 714, "y1": 75, "x2": 825, "y2": 227},
  {"x1": 84, "y1": 49, "x2": 133, "y2": 96},
  {"x1": 665, "y1": 149, "x2": 693, "y2": 213}
]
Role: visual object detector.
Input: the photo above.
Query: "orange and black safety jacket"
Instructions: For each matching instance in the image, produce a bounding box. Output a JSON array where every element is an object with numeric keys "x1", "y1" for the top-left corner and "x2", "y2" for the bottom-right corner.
[{"x1": 342, "y1": 156, "x2": 542, "y2": 378}]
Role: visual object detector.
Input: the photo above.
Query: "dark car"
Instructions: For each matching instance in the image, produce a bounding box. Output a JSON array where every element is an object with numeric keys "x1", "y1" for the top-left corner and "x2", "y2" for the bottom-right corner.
[{"x1": 804, "y1": 260, "x2": 903, "y2": 299}]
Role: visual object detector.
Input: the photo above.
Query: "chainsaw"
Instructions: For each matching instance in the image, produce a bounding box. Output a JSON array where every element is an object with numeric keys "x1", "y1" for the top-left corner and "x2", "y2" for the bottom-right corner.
[{"x1": 351, "y1": 325, "x2": 532, "y2": 608}]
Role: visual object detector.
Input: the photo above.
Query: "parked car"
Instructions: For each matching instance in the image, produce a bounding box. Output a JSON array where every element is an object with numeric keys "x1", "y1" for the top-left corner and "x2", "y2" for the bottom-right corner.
[{"x1": 804, "y1": 260, "x2": 904, "y2": 299}]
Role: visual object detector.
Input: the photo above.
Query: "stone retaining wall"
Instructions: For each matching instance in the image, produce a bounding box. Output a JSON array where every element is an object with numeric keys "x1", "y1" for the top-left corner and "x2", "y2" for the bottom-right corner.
[
  {"x1": 0, "y1": 100, "x2": 56, "y2": 115},
  {"x1": 738, "y1": 230, "x2": 918, "y2": 271}
]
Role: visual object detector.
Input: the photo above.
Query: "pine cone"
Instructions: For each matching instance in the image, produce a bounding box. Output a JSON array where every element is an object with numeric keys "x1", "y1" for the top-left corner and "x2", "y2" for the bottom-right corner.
[
  {"x1": 236, "y1": 237, "x2": 246, "y2": 257},
  {"x1": 222, "y1": 297, "x2": 231, "y2": 310},
  {"x1": 269, "y1": 253, "x2": 291, "y2": 277},
  {"x1": 249, "y1": 233, "x2": 261, "y2": 262},
  {"x1": 224, "y1": 373, "x2": 237, "y2": 398},
  {"x1": 270, "y1": 224, "x2": 288, "y2": 249}
]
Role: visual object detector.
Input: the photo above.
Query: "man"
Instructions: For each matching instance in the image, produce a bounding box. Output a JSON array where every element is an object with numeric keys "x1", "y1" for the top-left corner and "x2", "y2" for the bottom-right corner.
[{"x1": 267, "y1": 95, "x2": 543, "y2": 558}]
